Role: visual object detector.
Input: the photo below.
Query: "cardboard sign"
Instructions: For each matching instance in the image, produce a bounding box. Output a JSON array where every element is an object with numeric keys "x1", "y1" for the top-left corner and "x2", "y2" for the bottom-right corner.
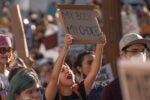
[
  {"x1": 96, "y1": 64, "x2": 114, "y2": 84},
  {"x1": 10, "y1": 4, "x2": 29, "y2": 61},
  {"x1": 121, "y1": 13, "x2": 139, "y2": 35},
  {"x1": 57, "y1": 5, "x2": 102, "y2": 44},
  {"x1": 118, "y1": 60, "x2": 150, "y2": 100}
]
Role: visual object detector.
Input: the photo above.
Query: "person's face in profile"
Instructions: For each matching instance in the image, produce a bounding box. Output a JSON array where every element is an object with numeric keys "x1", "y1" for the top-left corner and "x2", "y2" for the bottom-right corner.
[{"x1": 15, "y1": 83, "x2": 42, "y2": 100}]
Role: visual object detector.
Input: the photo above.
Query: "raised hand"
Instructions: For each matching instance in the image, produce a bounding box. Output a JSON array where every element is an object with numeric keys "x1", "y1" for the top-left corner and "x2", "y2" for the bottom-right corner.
[
  {"x1": 64, "y1": 34, "x2": 73, "y2": 48},
  {"x1": 45, "y1": 34, "x2": 73, "y2": 100},
  {"x1": 98, "y1": 32, "x2": 107, "y2": 46}
]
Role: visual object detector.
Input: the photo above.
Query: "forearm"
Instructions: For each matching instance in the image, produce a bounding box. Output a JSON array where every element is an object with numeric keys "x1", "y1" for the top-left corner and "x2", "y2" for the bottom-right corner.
[
  {"x1": 45, "y1": 44, "x2": 69, "y2": 99},
  {"x1": 92, "y1": 44, "x2": 104, "y2": 74},
  {"x1": 84, "y1": 44, "x2": 104, "y2": 94},
  {"x1": 51, "y1": 45, "x2": 69, "y2": 79}
]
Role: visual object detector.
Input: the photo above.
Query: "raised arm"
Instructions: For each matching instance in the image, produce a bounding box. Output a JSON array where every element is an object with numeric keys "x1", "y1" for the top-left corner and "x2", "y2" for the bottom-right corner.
[
  {"x1": 45, "y1": 34, "x2": 73, "y2": 100},
  {"x1": 84, "y1": 33, "x2": 106, "y2": 94}
]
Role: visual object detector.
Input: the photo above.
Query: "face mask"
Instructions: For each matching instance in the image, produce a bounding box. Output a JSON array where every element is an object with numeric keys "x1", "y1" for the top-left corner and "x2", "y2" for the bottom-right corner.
[{"x1": 130, "y1": 53, "x2": 146, "y2": 62}]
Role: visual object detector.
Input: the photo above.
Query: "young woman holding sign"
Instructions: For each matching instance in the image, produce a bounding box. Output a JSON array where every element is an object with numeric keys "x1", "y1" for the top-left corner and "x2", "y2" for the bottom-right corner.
[{"x1": 45, "y1": 33, "x2": 106, "y2": 100}]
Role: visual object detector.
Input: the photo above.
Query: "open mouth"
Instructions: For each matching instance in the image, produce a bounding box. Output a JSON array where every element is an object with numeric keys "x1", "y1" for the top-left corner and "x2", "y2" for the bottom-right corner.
[{"x1": 66, "y1": 74, "x2": 72, "y2": 80}]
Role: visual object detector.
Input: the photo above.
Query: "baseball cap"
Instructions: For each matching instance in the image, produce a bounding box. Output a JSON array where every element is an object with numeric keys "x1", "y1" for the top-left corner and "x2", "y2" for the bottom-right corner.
[
  {"x1": 119, "y1": 33, "x2": 150, "y2": 51},
  {"x1": 0, "y1": 34, "x2": 12, "y2": 47}
]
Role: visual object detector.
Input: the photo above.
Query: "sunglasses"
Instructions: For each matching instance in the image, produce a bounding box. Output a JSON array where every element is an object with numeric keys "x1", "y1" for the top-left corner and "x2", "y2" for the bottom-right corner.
[{"x1": 0, "y1": 47, "x2": 13, "y2": 54}]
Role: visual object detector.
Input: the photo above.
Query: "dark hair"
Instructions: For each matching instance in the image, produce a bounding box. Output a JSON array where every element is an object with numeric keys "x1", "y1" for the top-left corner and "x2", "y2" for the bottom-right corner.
[
  {"x1": 74, "y1": 51, "x2": 93, "y2": 73},
  {"x1": 7, "y1": 68, "x2": 41, "y2": 100},
  {"x1": 8, "y1": 66, "x2": 25, "y2": 82},
  {"x1": 8, "y1": 57, "x2": 27, "y2": 82},
  {"x1": 147, "y1": 47, "x2": 150, "y2": 52}
]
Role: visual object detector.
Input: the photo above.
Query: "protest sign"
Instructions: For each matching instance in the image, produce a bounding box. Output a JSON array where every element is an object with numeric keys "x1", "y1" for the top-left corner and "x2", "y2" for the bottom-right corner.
[
  {"x1": 57, "y1": 4, "x2": 102, "y2": 44},
  {"x1": 118, "y1": 60, "x2": 150, "y2": 100},
  {"x1": 121, "y1": 13, "x2": 139, "y2": 35},
  {"x1": 96, "y1": 64, "x2": 114, "y2": 84},
  {"x1": 10, "y1": 4, "x2": 29, "y2": 61}
]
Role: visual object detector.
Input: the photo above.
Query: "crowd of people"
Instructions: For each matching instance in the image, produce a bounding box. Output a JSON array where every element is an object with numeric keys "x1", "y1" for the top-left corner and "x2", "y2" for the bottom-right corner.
[{"x1": 0, "y1": 0, "x2": 149, "y2": 100}]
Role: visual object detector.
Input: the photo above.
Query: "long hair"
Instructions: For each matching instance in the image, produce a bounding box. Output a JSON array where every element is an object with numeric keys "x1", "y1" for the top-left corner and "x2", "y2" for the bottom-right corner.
[
  {"x1": 7, "y1": 51, "x2": 16, "y2": 68},
  {"x1": 74, "y1": 51, "x2": 93, "y2": 74}
]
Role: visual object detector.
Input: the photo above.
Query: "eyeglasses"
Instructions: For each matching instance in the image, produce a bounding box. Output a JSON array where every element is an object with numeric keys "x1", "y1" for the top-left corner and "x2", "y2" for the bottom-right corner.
[
  {"x1": 124, "y1": 48, "x2": 148, "y2": 55},
  {"x1": 0, "y1": 47, "x2": 13, "y2": 54}
]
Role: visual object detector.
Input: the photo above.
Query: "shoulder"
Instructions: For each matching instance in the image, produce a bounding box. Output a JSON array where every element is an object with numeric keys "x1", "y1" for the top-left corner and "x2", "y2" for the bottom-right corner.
[
  {"x1": 100, "y1": 78, "x2": 121, "y2": 100},
  {"x1": 72, "y1": 83, "x2": 78, "y2": 92},
  {"x1": 72, "y1": 81, "x2": 85, "y2": 94},
  {"x1": 103, "y1": 78, "x2": 120, "y2": 91},
  {"x1": 87, "y1": 84, "x2": 103, "y2": 100},
  {"x1": 0, "y1": 75, "x2": 8, "y2": 96},
  {"x1": 72, "y1": 81, "x2": 87, "y2": 100}
]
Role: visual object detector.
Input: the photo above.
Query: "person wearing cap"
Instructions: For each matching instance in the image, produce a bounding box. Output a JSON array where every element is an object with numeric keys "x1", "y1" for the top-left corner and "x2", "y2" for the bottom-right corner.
[
  {"x1": 100, "y1": 33, "x2": 150, "y2": 100},
  {"x1": 0, "y1": 34, "x2": 27, "y2": 100},
  {"x1": 0, "y1": 34, "x2": 15, "y2": 100}
]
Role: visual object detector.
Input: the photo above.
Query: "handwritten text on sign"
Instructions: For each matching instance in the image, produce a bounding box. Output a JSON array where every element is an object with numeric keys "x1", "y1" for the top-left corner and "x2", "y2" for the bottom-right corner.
[
  {"x1": 61, "y1": 10, "x2": 99, "y2": 35},
  {"x1": 59, "y1": 8, "x2": 101, "y2": 44}
]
